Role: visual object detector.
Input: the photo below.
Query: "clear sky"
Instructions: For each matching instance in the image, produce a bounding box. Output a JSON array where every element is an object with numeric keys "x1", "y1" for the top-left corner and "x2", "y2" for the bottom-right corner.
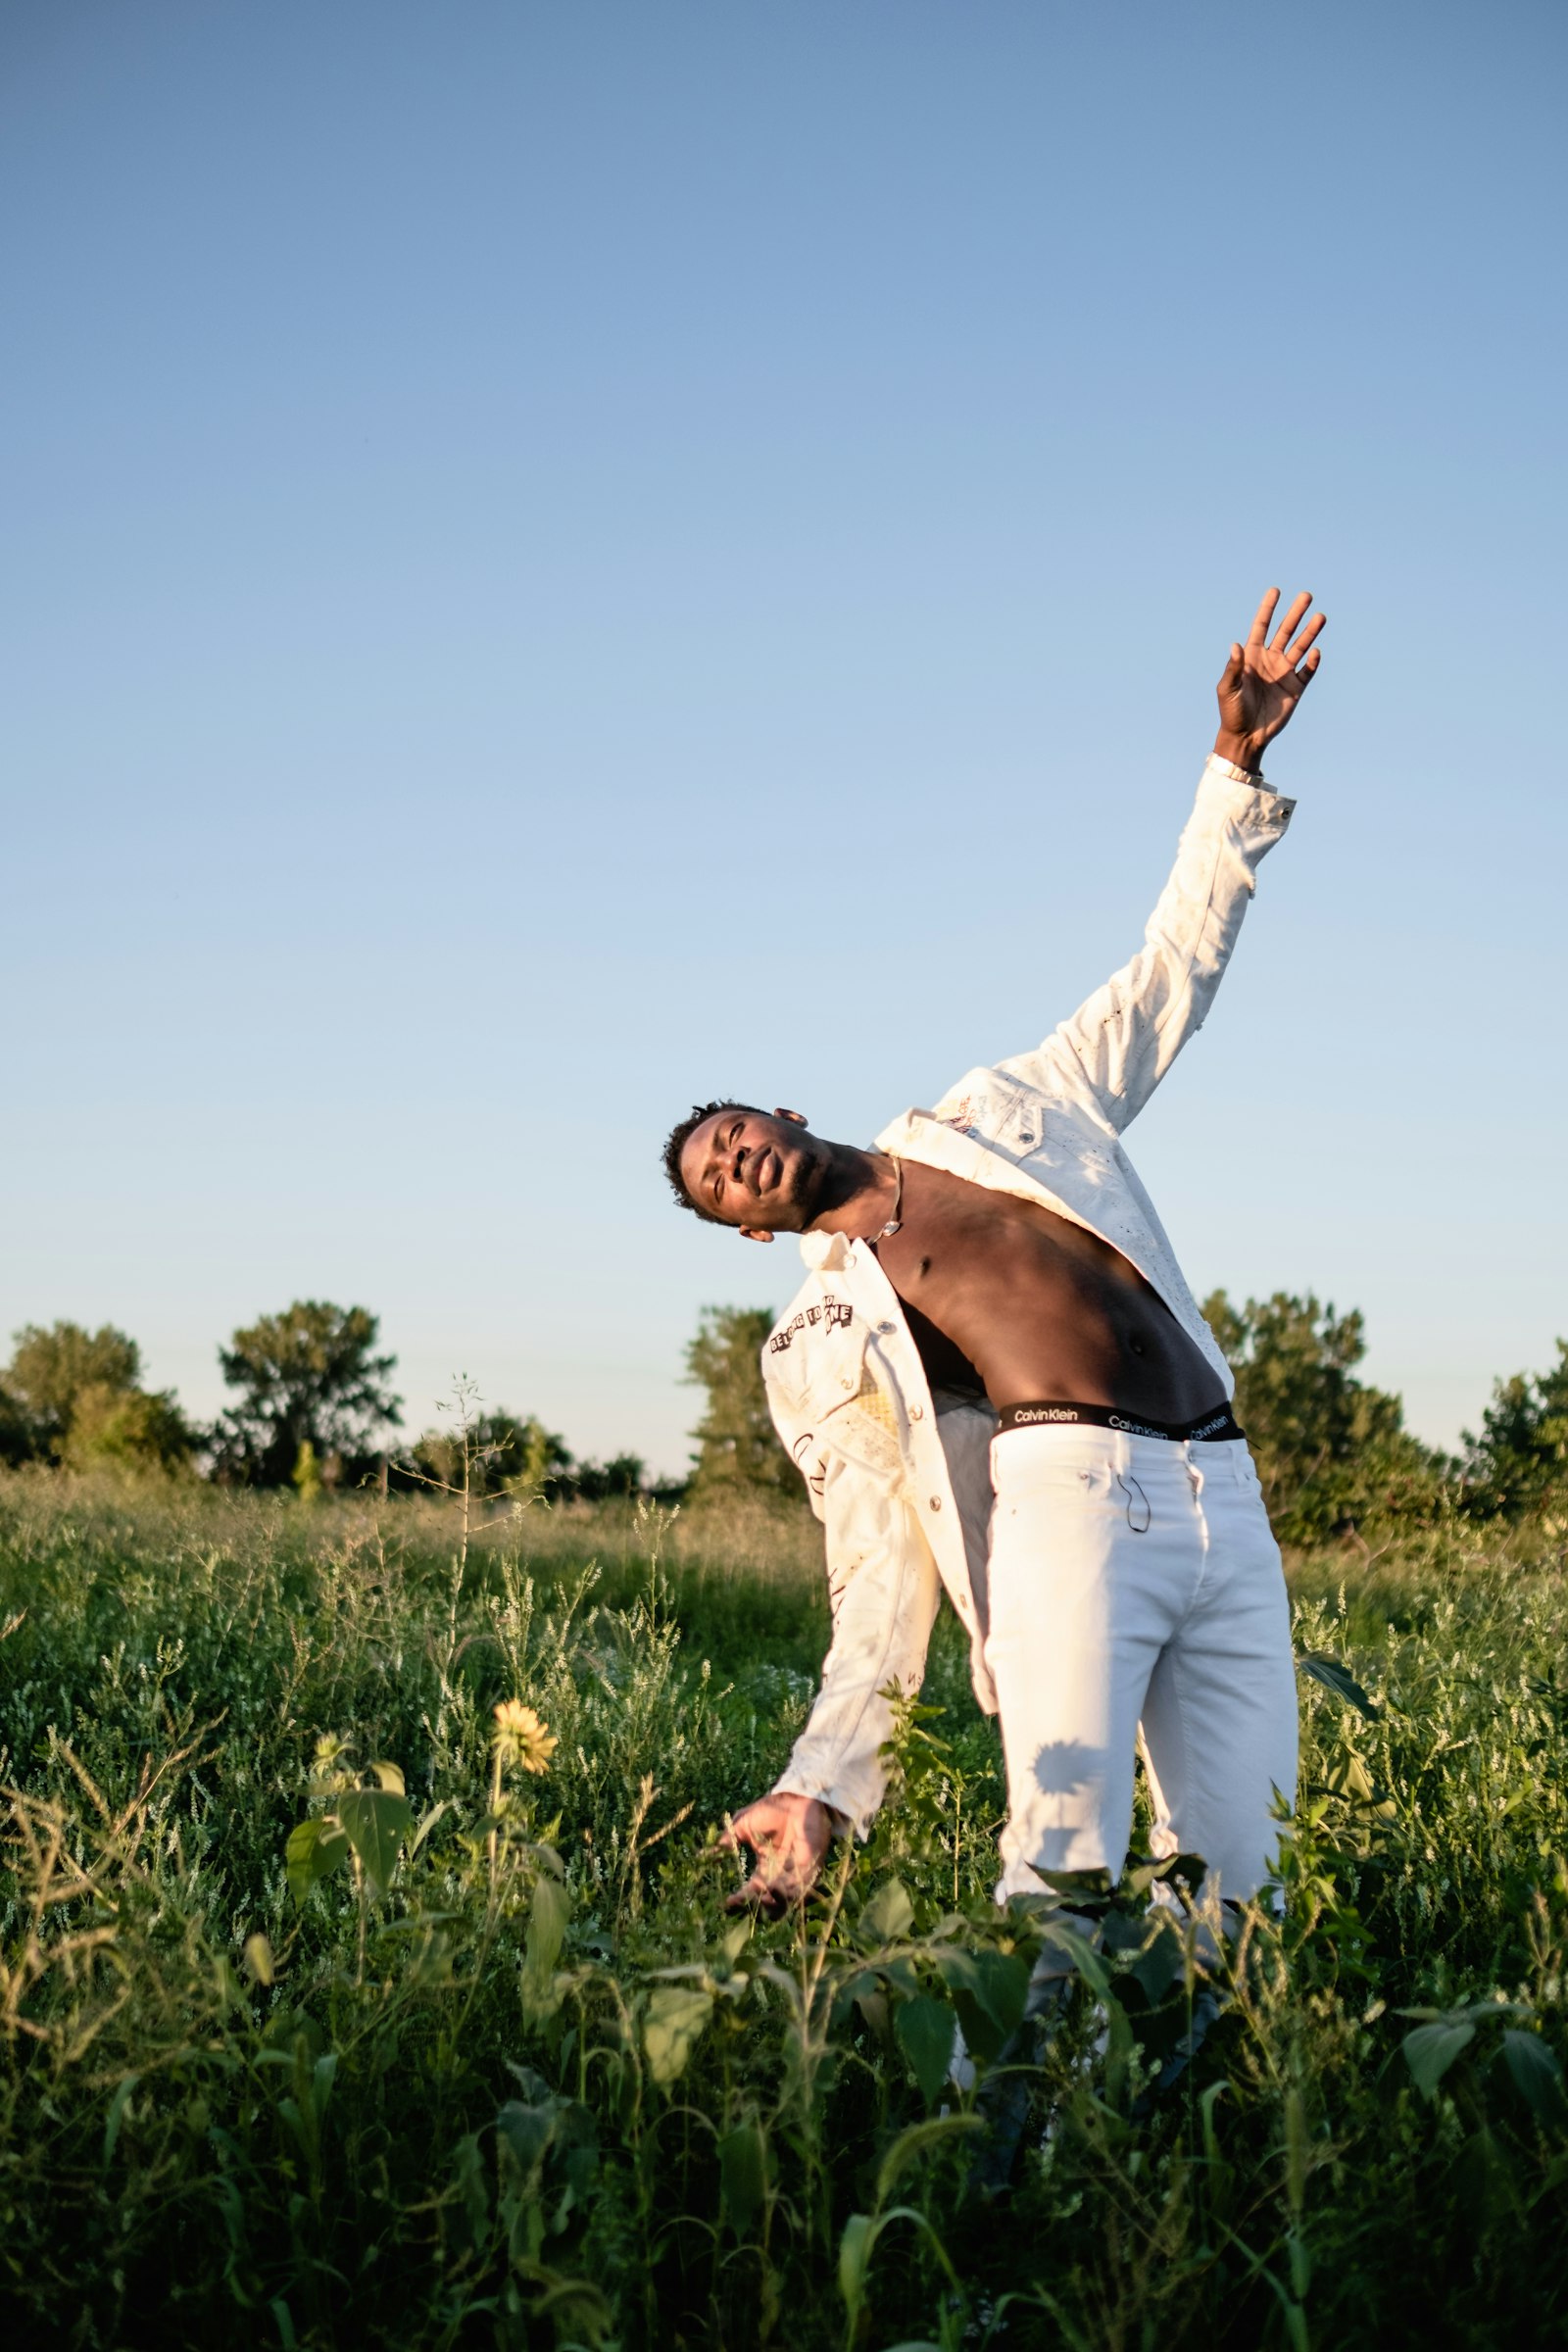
[{"x1": 3, "y1": 1, "x2": 1564, "y2": 1477}]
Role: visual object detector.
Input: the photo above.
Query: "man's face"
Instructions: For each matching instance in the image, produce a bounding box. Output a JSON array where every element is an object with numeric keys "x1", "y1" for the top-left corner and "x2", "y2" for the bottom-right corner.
[{"x1": 678, "y1": 1107, "x2": 829, "y2": 1238}]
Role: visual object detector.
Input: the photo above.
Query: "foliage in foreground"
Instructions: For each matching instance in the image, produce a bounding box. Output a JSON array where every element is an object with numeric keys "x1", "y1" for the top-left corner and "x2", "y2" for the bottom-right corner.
[{"x1": 1, "y1": 1475, "x2": 1567, "y2": 2350}]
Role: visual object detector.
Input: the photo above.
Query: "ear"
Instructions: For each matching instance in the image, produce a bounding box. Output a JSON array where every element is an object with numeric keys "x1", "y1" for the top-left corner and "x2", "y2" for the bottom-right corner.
[
  {"x1": 738, "y1": 1227, "x2": 774, "y2": 1245},
  {"x1": 774, "y1": 1107, "x2": 807, "y2": 1125}
]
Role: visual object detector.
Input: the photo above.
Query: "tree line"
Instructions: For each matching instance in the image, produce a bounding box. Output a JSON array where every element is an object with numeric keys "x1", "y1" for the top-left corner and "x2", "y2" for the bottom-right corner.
[
  {"x1": 681, "y1": 1296, "x2": 1568, "y2": 1539},
  {"x1": 1, "y1": 1291, "x2": 1564, "y2": 1535},
  {"x1": 0, "y1": 1301, "x2": 665, "y2": 1502}
]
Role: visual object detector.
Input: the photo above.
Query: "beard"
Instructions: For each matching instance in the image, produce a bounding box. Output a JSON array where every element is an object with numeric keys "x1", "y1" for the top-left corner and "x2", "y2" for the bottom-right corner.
[{"x1": 772, "y1": 1130, "x2": 844, "y2": 1230}]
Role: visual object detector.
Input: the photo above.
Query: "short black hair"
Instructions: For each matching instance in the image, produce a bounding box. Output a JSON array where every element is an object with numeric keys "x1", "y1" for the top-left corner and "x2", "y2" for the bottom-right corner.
[{"x1": 662, "y1": 1100, "x2": 764, "y2": 1221}]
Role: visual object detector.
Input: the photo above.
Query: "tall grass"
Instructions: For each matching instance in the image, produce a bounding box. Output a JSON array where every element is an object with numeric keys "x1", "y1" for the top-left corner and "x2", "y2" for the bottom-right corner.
[{"x1": 1, "y1": 1470, "x2": 1565, "y2": 2349}]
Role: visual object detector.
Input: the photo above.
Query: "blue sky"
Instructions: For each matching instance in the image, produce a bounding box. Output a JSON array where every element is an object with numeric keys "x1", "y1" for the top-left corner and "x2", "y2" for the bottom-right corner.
[{"x1": 3, "y1": 1, "x2": 1564, "y2": 1475}]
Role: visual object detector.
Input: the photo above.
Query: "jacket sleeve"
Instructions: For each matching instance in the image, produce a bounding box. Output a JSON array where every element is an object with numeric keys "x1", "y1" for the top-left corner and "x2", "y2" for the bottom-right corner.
[
  {"x1": 769, "y1": 1434, "x2": 942, "y2": 1837},
  {"x1": 1000, "y1": 756, "x2": 1296, "y2": 1132}
]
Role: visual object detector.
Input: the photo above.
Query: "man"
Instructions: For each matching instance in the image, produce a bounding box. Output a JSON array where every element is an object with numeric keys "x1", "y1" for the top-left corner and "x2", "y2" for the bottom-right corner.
[{"x1": 664, "y1": 589, "x2": 1323, "y2": 1922}]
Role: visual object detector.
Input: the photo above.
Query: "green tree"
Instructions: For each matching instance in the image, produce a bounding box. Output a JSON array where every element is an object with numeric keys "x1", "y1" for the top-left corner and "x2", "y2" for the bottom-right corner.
[
  {"x1": 684, "y1": 1305, "x2": 793, "y2": 1501},
  {"x1": 61, "y1": 1383, "x2": 196, "y2": 1475},
  {"x1": 1202, "y1": 1289, "x2": 1445, "y2": 1542},
  {"x1": 1462, "y1": 1340, "x2": 1568, "y2": 1520},
  {"x1": 213, "y1": 1301, "x2": 401, "y2": 1486},
  {"x1": 410, "y1": 1409, "x2": 573, "y2": 1498},
  {"x1": 1, "y1": 1321, "x2": 195, "y2": 1472}
]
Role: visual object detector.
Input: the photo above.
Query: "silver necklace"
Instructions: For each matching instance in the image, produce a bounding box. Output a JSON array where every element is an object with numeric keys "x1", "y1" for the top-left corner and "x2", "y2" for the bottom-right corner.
[{"x1": 876, "y1": 1152, "x2": 904, "y2": 1240}]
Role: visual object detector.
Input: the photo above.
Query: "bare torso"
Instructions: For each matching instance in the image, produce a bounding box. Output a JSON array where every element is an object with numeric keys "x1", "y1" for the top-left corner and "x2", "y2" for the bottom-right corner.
[{"x1": 872, "y1": 1159, "x2": 1225, "y2": 1422}]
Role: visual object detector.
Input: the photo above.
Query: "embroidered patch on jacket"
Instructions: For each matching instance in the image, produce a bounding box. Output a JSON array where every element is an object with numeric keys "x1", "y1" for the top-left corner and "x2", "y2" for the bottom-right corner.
[
  {"x1": 935, "y1": 1094, "x2": 977, "y2": 1133},
  {"x1": 768, "y1": 1297, "x2": 854, "y2": 1353}
]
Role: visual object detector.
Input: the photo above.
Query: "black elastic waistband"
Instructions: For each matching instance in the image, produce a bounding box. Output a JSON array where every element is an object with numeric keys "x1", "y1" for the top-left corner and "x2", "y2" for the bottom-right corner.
[{"x1": 997, "y1": 1399, "x2": 1246, "y2": 1444}]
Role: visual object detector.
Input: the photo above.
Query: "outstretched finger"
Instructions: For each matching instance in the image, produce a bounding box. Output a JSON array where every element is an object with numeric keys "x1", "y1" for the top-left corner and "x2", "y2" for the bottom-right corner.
[
  {"x1": 1274, "y1": 646, "x2": 1322, "y2": 710},
  {"x1": 1268, "y1": 591, "x2": 1312, "y2": 653},
  {"x1": 1246, "y1": 588, "x2": 1280, "y2": 649},
  {"x1": 1283, "y1": 609, "x2": 1326, "y2": 663}
]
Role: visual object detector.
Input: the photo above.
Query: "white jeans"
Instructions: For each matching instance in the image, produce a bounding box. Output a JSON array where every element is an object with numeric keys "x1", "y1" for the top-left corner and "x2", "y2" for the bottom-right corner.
[{"x1": 986, "y1": 1425, "x2": 1298, "y2": 1909}]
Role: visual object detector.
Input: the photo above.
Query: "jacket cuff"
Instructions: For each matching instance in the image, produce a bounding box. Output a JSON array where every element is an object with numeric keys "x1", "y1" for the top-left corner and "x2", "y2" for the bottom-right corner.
[
  {"x1": 1199, "y1": 751, "x2": 1296, "y2": 834},
  {"x1": 771, "y1": 1772, "x2": 872, "y2": 1839}
]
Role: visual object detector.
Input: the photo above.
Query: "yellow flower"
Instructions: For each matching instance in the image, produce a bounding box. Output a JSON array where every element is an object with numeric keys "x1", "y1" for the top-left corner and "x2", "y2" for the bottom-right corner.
[{"x1": 492, "y1": 1699, "x2": 558, "y2": 1776}]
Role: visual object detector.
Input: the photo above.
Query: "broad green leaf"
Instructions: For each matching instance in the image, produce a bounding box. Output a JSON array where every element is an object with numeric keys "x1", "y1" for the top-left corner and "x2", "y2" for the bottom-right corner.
[
  {"x1": 1402, "y1": 2020, "x2": 1475, "y2": 2098},
  {"x1": 1037, "y1": 1920, "x2": 1113, "y2": 1998},
  {"x1": 717, "y1": 2115, "x2": 771, "y2": 2233},
  {"x1": 1501, "y1": 2030, "x2": 1568, "y2": 2134},
  {"x1": 642, "y1": 1984, "x2": 713, "y2": 2086},
  {"x1": 1298, "y1": 1653, "x2": 1380, "y2": 1718},
  {"x1": 1034, "y1": 1865, "x2": 1115, "y2": 1905},
  {"x1": 935, "y1": 1947, "x2": 1030, "y2": 2061},
  {"x1": 860, "y1": 1876, "x2": 914, "y2": 1944},
  {"x1": 895, "y1": 1993, "x2": 958, "y2": 2103},
  {"x1": 1128, "y1": 1919, "x2": 1186, "y2": 2006},
  {"x1": 335, "y1": 1788, "x2": 414, "y2": 1893},
  {"x1": 285, "y1": 1815, "x2": 351, "y2": 1907},
  {"x1": 522, "y1": 1873, "x2": 572, "y2": 2017},
  {"x1": 497, "y1": 2095, "x2": 555, "y2": 2173},
  {"x1": 874, "y1": 2110, "x2": 984, "y2": 2206}
]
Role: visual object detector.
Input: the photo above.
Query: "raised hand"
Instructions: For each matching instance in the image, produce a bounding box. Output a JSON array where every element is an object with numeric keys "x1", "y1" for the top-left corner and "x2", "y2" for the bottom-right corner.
[
  {"x1": 1214, "y1": 588, "x2": 1326, "y2": 771},
  {"x1": 717, "y1": 1791, "x2": 833, "y2": 1915}
]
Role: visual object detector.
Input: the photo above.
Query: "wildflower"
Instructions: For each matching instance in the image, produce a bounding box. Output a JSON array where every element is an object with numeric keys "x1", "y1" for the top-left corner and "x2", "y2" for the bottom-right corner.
[{"x1": 492, "y1": 1699, "x2": 558, "y2": 1775}]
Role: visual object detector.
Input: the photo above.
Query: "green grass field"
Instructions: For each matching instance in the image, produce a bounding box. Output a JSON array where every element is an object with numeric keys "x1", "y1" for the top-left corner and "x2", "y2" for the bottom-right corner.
[{"x1": 2, "y1": 1472, "x2": 1566, "y2": 2350}]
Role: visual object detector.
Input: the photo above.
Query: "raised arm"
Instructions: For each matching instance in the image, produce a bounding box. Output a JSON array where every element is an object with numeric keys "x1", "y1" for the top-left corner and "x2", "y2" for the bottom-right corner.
[{"x1": 1004, "y1": 590, "x2": 1324, "y2": 1131}]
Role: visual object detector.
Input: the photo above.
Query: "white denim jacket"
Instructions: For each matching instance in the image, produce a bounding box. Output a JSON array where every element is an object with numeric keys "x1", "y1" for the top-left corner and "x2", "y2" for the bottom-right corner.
[{"x1": 762, "y1": 756, "x2": 1296, "y2": 1831}]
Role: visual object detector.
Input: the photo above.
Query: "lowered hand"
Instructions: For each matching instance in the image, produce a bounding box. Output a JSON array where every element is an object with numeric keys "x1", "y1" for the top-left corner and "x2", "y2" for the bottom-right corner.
[{"x1": 718, "y1": 1791, "x2": 833, "y2": 1915}]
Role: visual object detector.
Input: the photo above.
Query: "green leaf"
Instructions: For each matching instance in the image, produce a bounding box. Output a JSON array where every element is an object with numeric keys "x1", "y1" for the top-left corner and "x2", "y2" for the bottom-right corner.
[
  {"x1": 895, "y1": 1993, "x2": 958, "y2": 2103},
  {"x1": 860, "y1": 1876, "x2": 914, "y2": 1944},
  {"x1": 874, "y1": 2110, "x2": 984, "y2": 2206},
  {"x1": 1127, "y1": 1919, "x2": 1187, "y2": 2007},
  {"x1": 1501, "y1": 2030, "x2": 1568, "y2": 2134},
  {"x1": 717, "y1": 2115, "x2": 771, "y2": 2234},
  {"x1": 368, "y1": 1759, "x2": 406, "y2": 1795},
  {"x1": 838, "y1": 2211, "x2": 878, "y2": 2332},
  {"x1": 1298, "y1": 1653, "x2": 1380, "y2": 1718},
  {"x1": 642, "y1": 1984, "x2": 713, "y2": 2086},
  {"x1": 407, "y1": 1798, "x2": 451, "y2": 1858},
  {"x1": 522, "y1": 1873, "x2": 572, "y2": 2017},
  {"x1": 102, "y1": 2074, "x2": 139, "y2": 2168},
  {"x1": 1402, "y1": 2020, "x2": 1475, "y2": 2098},
  {"x1": 935, "y1": 1947, "x2": 1030, "y2": 2062},
  {"x1": 285, "y1": 1816, "x2": 351, "y2": 1907},
  {"x1": 335, "y1": 1788, "x2": 414, "y2": 1893}
]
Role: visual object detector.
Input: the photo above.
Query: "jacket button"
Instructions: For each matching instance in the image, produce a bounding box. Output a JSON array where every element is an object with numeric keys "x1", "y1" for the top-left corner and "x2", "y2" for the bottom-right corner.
[
  {"x1": 928, "y1": 1496, "x2": 942, "y2": 1511},
  {"x1": 908, "y1": 1404, "x2": 923, "y2": 1421},
  {"x1": 841, "y1": 1376, "x2": 855, "y2": 1391}
]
